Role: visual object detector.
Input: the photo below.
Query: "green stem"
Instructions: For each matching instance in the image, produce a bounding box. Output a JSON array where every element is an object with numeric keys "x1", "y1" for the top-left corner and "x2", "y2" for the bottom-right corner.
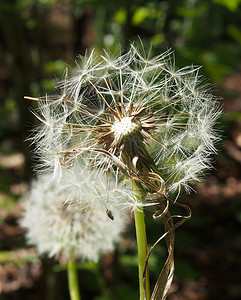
[
  {"x1": 133, "y1": 182, "x2": 150, "y2": 300},
  {"x1": 67, "y1": 258, "x2": 81, "y2": 300}
]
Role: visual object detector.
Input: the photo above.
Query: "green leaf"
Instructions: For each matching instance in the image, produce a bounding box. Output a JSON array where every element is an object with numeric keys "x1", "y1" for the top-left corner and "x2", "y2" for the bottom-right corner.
[
  {"x1": 0, "y1": 250, "x2": 40, "y2": 265},
  {"x1": 177, "y1": 4, "x2": 207, "y2": 18},
  {"x1": 212, "y1": 0, "x2": 241, "y2": 11},
  {"x1": 45, "y1": 60, "x2": 66, "y2": 74},
  {"x1": 132, "y1": 7, "x2": 150, "y2": 25},
  {"x1": 0, "y1": 192, "x2": 16, "y2": 215},
  {"x1": 120, "y1": 254, "x2": 138, "y2": 266},
  {"x1": 151, "y1": 33, "x2": 165, "y2": 45},
  {"x1": 228, "y1": 25, "x2": 241, "y2": 46},
  {"x1": 114, "y1": 8, "x2": 127, "y2": 24}
]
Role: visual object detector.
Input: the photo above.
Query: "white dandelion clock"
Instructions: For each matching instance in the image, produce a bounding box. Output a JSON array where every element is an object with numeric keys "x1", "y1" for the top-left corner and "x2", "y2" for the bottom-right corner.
[
  {"x1": 27, "y1": 45, "x2": 221, "y2": 200},
  {"x1": 20, "y1": 174, "x2": 126, "y2": 261},
  {"x1": 57, "y1": 159, "x2": 135, "y2": 214},
  {"x1": 25, "y1": 43, "x2": 222, "y2": 300}
]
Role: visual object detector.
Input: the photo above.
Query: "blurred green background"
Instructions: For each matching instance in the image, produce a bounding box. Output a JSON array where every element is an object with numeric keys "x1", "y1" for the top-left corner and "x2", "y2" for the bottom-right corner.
[{"x1": 0, "y1": 0, "x2": 241, "y2": 299}]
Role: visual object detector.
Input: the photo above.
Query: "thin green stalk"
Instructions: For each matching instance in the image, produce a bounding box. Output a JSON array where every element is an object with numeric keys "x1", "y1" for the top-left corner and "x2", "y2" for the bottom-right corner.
[
  {"x1": 67, "y1": 258, "x2": 81, "y2": 300},
  {"x1": 133, "y1": 181, "x2": 150, "y2": 300}
]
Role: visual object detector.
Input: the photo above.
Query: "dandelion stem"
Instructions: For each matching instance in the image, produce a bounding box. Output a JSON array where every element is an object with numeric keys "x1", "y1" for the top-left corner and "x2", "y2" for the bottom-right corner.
[
  {"x1": 67, "y1": 258, "x2": 81, "y2": 300},
  {"x1": 133, "y1": 181, "x2": 150, "y2": 300}
]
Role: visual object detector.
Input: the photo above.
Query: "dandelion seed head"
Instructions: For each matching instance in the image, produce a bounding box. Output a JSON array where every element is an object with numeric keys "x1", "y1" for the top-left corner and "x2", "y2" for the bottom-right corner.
[
  {"x1": 112, "y1": 117, "x2": 141, "y2": 140},
  {"x1": 20, "y1": 174, "x2": 126, "y2": 261},
  {"x1": 30, "y1": 43, "x2": 222, "y2": 203},
  {"x1": 57, "y1": 160, "x2": 133, "y2": 212}
]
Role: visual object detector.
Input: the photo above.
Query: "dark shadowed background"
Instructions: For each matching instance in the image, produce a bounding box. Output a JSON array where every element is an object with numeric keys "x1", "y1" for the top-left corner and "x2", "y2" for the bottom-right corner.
[{"x1": 0, "y1": 0, "x2": 241, "y2": 299}]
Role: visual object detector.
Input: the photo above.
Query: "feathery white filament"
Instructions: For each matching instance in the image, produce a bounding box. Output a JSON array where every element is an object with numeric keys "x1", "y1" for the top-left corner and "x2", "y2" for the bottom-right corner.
[
  {"x1": 29, "y1": 43, "x2": 221, "y2": 203},
  {"x1": 20, "y1": 174, "x2": 126, "y2": 261}
]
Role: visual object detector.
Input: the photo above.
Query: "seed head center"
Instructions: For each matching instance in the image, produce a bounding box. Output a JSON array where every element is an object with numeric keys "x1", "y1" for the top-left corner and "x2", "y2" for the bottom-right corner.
[{"x1": 112, "y1": 117, "x2": 141, "y2": 139}]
